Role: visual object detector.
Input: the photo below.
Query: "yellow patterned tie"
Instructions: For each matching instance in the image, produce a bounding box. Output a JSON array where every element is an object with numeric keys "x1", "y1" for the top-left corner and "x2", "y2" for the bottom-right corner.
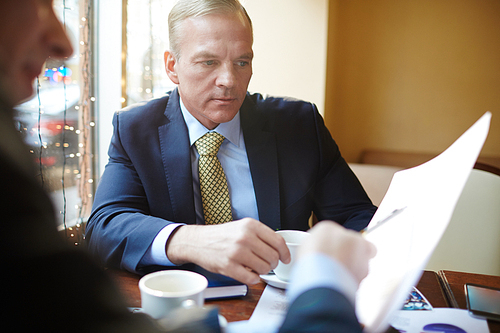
[{"x1": 195, "y1": 132, "x2": 233, "y2": 224}]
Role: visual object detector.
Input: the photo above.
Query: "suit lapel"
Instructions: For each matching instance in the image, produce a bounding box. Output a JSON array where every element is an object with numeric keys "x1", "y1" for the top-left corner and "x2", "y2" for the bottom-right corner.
[
  {"x1": 241, "y1": 96, "x2": 281, "y2": 231},
  {"x1": 158, "y1": 89, "x2": 196, "y2": 224}
]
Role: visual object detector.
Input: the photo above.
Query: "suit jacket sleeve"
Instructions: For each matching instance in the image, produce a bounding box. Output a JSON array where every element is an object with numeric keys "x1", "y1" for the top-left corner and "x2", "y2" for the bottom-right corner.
[
  {"x1": 309, "y1": 103, "x2": 376, "y2": 231},
  {"x1": 0, "y1": 121, "x2": 220, "y2": 333},
  {"x1": 86, "y1": 97, "x2": 184, "y2": 274},
  {"x1": 0, "y1": 106, "x2": 157, "y2": 332},
  {"x1": 279, "y1": 287, "x2": 363, "y2": 333}
]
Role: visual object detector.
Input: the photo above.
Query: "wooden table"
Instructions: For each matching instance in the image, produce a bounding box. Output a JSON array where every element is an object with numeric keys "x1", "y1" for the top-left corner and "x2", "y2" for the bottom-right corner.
[{"x1": 107, "y1": 269, "x2": 447, "y2": 323}]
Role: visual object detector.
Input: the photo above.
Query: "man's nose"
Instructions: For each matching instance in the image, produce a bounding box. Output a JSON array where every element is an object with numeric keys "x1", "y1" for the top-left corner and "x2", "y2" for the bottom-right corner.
[{"x1": 215, "y1": 63, "x2": 236, "y2": 88}]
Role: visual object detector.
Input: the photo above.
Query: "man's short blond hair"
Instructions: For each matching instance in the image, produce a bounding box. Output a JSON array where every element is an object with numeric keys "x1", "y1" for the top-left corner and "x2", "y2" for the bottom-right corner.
[{"x1": 168, "y1": 0, "x2": 253, "y2": 59}]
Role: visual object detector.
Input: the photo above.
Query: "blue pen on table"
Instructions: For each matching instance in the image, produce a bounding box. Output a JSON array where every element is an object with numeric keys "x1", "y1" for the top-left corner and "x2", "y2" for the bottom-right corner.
[{"x1": 361, "y1": 206, "x2": 407, "y2": 235}]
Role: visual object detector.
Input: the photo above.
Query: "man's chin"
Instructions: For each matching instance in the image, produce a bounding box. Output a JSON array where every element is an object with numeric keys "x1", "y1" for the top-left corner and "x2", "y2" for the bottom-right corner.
[
  {"x1": 200, "y1": 110, "x2": 239, "y2": 129},
  {"x1": 0, "y1": 85, "x2": 29, "y2": 108},
  {"x1": 13, "y1": 82, "x2": 36, "y2": 106}
]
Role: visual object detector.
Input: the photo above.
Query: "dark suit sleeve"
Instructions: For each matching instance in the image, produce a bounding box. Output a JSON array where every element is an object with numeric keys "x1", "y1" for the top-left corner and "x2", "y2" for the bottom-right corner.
[
  {"x1": 279, "y1": 288, "x2": 363, "y2": 333},
  {"x1": 251, "y1": 95, "x2": 376, "y2": 231},
  {"x1": 86, "y1": 111, "x2": 174, "y2": 273},
  {"x1": 0, "y1": 116, "x2": 156, "y2": 332},
  {"x1": 310, "y1": 105, "x2": 377, "y2": 231},
  {"x1": 1, "y1": 106, "x2": 221, "y2": 333}
]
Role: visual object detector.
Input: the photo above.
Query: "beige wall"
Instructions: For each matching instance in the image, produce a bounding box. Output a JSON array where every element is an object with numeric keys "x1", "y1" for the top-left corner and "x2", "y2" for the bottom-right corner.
[
  {"x1": 244, "y1": 0, "x2": 328, "y2": 114},
  {"x1": 325, "y1": 0, "x2": 500, "y2": 163}
]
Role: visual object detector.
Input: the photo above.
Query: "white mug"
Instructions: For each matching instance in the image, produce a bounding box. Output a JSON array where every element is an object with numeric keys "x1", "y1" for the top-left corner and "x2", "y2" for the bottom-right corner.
[
  {"x1": 274, "y1": 230, "x2": 310, "y2": 282},
  {"x1": 139, "y1": 270, "x2": 208, "y2": 319}
]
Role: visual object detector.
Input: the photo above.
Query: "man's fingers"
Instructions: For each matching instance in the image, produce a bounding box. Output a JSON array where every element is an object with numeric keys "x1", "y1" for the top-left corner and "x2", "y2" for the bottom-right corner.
[
  {"x1": 167, "y1": 219, "x2": 292, "y2": 284},
  {"x1": 298, "y1": 220, "x2": 377, "y2": 284},
  {"x1": 224, "y1": 264, "x2": 261, "y2": 285},
  {"x1": 254, "y1": 224, "x2": 291, "y2": 265},
  {"x1": 274, "y1": 234, "x2": 291, "y2": 264},
  {"x1": 228, "y1": 242, "x2": 276, "y2": 275}
]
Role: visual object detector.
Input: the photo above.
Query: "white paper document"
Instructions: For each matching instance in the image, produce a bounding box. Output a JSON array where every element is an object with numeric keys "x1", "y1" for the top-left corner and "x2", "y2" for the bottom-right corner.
[
  {"x1": 390, "y1": 308, "x2": 489, "y2": 333},
  {"x1": 225, "y1": 285, "x2": 287, "y2": 333},
  {"x1": 356, "y1": 112, "x2": 492, "y2": 332},
  {"x1": 248, "y1": 285, "x2": 288, "y2": 328}
]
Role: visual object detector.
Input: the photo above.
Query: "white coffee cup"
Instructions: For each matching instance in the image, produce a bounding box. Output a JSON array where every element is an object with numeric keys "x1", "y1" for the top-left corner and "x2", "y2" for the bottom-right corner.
[
  {"x1": 274, "y1": 230, "x2": 310, "y2": 282},
  {"x1": 139, "y1": 270, "x2": 208, "y2": 319}
]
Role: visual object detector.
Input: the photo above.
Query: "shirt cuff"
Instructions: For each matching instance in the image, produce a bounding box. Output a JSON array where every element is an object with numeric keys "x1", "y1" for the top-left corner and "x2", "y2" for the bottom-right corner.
[
  {"x1": 286, "y1": 253, "x2": 359, "y2": 307},
  {"x1": 141, "y1": 223, "x2": 185, "y2": 266}
]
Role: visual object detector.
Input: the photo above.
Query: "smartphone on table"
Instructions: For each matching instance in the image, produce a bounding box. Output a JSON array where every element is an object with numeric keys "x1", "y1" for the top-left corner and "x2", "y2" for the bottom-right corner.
[{"x1": 465, "y1": 283, "x2": 500, "y2": 322}]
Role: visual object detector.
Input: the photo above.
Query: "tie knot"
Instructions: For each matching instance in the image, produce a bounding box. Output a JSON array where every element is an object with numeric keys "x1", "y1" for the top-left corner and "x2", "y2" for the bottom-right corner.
[{"x1": 195, "y1": 132, "x2": 225, "y2": 156}]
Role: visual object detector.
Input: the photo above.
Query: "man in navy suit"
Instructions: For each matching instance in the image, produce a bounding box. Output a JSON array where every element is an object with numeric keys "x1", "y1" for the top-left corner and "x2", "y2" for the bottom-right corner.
[{"x1": 86, "y1": 0, "x2": 376, "y2": 286}]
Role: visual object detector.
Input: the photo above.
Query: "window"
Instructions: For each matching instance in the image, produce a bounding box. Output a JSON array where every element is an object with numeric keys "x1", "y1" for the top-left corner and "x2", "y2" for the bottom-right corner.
[
  {"x1": 14, "y1": 0, "x2": 95, "y2": 230},
  {"x1": 124, "y1": 0, "x2": 177, "y2": 107}
]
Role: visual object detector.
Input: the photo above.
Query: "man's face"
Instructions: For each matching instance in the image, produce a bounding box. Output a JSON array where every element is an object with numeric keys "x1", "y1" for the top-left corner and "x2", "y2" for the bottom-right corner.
[
  {"x1": 0, "y1": 0, "x2": 73, "y2": 107},
  {"x1": 165, "y1": 13, "x2": 253, "y2": 130}
]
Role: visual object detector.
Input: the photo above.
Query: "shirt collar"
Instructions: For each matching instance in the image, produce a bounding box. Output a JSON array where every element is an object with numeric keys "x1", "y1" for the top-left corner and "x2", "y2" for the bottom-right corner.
[{"x1": 179, "y1": 96, "x2": 241, "y2": 148}]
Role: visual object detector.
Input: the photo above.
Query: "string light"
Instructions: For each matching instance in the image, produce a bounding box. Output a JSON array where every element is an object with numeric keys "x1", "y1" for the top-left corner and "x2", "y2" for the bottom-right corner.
[
  {"x1": 75, "y1": 0, "x2": 95, "y2": 242},
  {"x1": 37, "y1": 77, "x2": 44, "y2": 187},
  {"x1": 34, "y1": 0, "x2": 94, "y2": 246}
]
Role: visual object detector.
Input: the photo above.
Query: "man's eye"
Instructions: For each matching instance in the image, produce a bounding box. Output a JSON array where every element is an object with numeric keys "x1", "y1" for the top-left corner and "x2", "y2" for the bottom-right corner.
[
  {"x1": 237, "y1": 61, "x2": 249, "y2": 67},
  {"x1": 203, "y1": 60, "x2": 215, "y2": 66}
]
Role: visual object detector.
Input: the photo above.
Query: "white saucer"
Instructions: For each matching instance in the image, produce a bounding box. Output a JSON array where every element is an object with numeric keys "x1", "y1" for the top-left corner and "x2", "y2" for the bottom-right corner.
[{"x1": 260, "y1": 273, "x2": 289, "y2": 289}]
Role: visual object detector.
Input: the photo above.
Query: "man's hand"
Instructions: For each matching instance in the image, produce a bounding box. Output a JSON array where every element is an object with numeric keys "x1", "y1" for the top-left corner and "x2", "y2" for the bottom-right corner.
[
  {"x1": 166, "y1": 218, "x2": 291, "y2": 285},
  {"x1": 298, "y1": 221, "x2": 377, "y2": 284}
]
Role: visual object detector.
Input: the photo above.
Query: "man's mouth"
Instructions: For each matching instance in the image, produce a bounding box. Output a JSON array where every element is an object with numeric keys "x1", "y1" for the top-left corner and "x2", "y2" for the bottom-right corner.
[
  {"x1": 212, "y1": 97, "x2": 236, "y2": 104},
  {"x1": 24, "y1": 63, "x2": 43, "y2": 82}
]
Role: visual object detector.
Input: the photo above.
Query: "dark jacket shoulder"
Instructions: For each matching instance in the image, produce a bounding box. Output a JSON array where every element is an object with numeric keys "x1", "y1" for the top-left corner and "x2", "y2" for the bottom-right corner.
[
  {"x1": 245, "y1": 92, "x2": 316, "y2": 114},
  {"x1": 117, "y1": 93, "x2": 172, "y2": 123}
]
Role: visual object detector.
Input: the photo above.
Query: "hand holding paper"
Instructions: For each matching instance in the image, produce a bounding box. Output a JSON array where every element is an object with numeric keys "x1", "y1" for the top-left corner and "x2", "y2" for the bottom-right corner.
[
  {"x1": 356, "y1": 112, "x2": 492, "y2": 332},
  {"x1": 299, "y1": 221, "x2": 377, "y2": 284}
]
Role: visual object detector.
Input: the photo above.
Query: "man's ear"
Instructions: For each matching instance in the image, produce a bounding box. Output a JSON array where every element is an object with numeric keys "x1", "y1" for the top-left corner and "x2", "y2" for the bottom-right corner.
[{"x1": 164, "y1": 51, "x2": 179, "y2": 84}]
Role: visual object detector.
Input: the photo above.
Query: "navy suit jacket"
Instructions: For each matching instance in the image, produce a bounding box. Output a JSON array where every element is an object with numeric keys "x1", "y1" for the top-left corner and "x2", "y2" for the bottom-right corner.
[
  {"x1": 86, "y1": 89, "x2": 376, "y2": 273},
  {"x1": 279, "y1": 288, "x2": 363, "y2": 333}
]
